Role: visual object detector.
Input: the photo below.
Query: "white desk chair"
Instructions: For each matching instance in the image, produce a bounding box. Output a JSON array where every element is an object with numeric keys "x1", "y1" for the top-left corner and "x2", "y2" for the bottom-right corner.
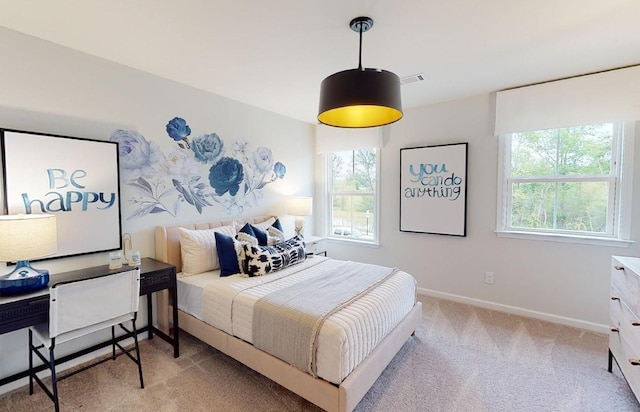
[{"x1": 28, "y1": 268, "x2": 144, "y2": 412}]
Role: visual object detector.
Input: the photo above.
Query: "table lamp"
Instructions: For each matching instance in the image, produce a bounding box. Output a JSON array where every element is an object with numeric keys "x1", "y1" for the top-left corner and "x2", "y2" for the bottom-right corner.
[
  {"x1": 287, "y1": 197, "x2": 313, "y2": 236},
  {"x1": 0, "y1": 214, "x2": 58, "y2": 295}
]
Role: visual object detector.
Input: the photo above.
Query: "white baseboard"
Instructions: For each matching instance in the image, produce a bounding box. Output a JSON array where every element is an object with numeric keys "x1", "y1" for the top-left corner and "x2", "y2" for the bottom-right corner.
[{"x1": 417, "y1": 287, "x2": 609, "y2": 335}]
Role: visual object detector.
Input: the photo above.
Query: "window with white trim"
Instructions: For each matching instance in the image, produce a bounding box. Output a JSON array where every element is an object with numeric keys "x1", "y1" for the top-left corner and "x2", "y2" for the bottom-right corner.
[
  {"x1": 327, "y1": 148, "x2": 378, "y2": 243},
  {"x1": 497, "y1": 122, "x2": 633, "y2": 243}
]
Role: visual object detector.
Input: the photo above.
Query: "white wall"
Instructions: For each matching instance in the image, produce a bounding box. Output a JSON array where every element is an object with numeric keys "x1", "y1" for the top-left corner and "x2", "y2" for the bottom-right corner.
[
  {"x1": 0, "y1": 27, "x2": 314, "y2": 393},
  {"x1": 324, "y1": 93, "x2": 640, "y2": 331}
]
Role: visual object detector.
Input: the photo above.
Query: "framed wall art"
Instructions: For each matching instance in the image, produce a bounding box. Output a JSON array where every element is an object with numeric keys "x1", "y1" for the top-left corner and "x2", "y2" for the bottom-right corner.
[
  {"x1": 1, "y1": 129, "x2": 122, "y2": 260},
  {"x1": 400, "y1": 142, "x2": 468, "y2": 236}
]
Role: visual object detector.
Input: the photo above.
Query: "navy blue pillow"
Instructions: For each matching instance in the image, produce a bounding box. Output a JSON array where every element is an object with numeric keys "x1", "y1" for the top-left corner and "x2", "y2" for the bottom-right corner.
[
  {"x1": 271, "y1": 218, "x2": 283, "y2": 231},
  {"x1": 214, "y1": 231, "x2": 240, "y2": 277},
  {"x1": 251, "y1": 224, "x2": 269, "y2": 246},
  {"x1": 237, "y1": 223, "x2": 258, "y2": 244},
  {"x1": 251, "y1": 219, "x2": 284, "y2": 246}
]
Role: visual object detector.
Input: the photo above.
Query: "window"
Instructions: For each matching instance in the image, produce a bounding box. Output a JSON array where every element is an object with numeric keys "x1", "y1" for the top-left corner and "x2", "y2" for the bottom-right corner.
[
  {"x1": 328, "y1": 148, "x2": 378, "y2": 243},
  {"x1": 497, "y1": 122, "x2": 633, "y2": 244}
]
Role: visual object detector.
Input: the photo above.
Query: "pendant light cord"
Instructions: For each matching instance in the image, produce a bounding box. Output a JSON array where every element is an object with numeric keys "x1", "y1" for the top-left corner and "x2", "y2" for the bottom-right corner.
[{"x1": 358, "y1": 22, "x2": 363, "y2": 70}]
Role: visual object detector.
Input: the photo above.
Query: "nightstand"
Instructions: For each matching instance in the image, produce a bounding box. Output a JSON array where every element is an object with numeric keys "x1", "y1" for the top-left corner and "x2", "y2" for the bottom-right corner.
[
  {"x1": 304, "y1": 235, "x2": 327, "y2": 256},
  {"x1": 139, "y1": 257, "x2": 179, "y2": 358}
]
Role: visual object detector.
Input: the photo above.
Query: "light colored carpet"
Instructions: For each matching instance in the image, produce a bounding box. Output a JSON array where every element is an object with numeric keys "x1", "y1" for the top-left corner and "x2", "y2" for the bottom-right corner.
[{"x1": 0, "y1": 296, "x2": 638, "y2": 411}]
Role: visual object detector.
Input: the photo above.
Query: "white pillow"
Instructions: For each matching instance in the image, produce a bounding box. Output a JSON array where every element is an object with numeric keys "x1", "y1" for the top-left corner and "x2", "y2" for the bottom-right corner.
[{"x1": 179, "y1": 225, "x2": 236, "y2": 276}]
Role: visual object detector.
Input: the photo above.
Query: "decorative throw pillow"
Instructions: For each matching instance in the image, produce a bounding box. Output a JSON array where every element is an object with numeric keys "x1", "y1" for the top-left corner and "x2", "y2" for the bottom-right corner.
[
  {"x1": 214, "y1": 231, "x2": 248, "y2": 276},
  {"x1": 250, "y1": 224, "x2": 269, "y2": 245},
  {"x1": 236, "y1": 223, "x2": 259, "y2": 245},
  {"x1": 267, "y1": 218, "x2": 285, "y2": 244},
  {"x1": 243, "y1": 235, "x2": 306, "y2": 277},
  {"x1": 178, "y1": 225, "x2": 235, "y2": 276},
  {"x1": 251, "y1": 218, "x2": 284, "y2": 246}
]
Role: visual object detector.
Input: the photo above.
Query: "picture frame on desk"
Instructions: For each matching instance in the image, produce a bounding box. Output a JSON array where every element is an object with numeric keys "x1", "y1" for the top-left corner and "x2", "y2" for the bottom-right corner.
[{"x1": 0, "y1": 129, "x2": 123, "y2": 260}]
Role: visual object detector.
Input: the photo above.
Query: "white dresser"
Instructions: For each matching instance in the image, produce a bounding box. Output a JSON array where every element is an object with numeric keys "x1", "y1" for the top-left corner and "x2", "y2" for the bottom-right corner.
[{"x1": 610, "y1": 255, "x2": 640, "y2": 401}]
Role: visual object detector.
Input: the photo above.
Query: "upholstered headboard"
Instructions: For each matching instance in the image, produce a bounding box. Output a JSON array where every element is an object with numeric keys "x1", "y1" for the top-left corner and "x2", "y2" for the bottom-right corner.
[{"x1": 154, "y1": 215, "x2": 273, "y2": 273}]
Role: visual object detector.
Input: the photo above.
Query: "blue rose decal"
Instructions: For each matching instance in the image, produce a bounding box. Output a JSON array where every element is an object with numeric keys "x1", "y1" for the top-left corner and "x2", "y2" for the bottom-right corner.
[
  {"x1": 109, "y1": 129, "x2": 161, "y2": 180},
  {"x1": 209, "y1": 157, "x2": 244, "y2": 196},
  {"x1": 191, "y1": 133, "x2": 224, "y2": 164},
  {"x1": 253, "y1": 147, "x2": 274, "y2": 173},
  {"x1": 166, "y1": 117, "x2": 191, "y2": 143},
  {"x1": 274, "y1": 162, "x2": 286, "y2": 179}
]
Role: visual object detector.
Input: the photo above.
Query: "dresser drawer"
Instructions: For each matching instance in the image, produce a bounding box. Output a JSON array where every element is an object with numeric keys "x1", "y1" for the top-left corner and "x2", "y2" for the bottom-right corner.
[
  {"x1": 610, "y1": 299, "x2": 640, "y2": 402},
  {"x1": 0, "y1": 295, "x2": 49, "y2": 334},
  {"x1": 612, "y1": 261, "x2": 639, "y2": 314},
  {"x1": 610, "y1": 325, "x2": 622, "y2": 356},
  {"x1": 619, "y1": 299, "x2": 640, "y2": 353},
  {"x1": 611, "y1": 296, "x2": 623, "y2": 329},
  {"x1": 619, "y1": 322, "x2": 640, "y2": 400},
  {"x1": 140, "y1": 269, "x2": 175, "y2": 295},
  {"x1": 613, "y1": 297, "x2": 640, "y2": 401}
]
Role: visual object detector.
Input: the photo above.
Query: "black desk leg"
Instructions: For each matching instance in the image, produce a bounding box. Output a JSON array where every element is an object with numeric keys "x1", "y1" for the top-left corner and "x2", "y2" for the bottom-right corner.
[{"x1": 147, "y1": 294, "x2": 154, "y2": 340}]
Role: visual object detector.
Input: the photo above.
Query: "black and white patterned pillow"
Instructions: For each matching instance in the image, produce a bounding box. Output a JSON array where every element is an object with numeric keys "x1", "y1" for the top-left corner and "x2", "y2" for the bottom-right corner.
[{"x1": 243, "y1": 235, "x2": 306, "y2": 277}]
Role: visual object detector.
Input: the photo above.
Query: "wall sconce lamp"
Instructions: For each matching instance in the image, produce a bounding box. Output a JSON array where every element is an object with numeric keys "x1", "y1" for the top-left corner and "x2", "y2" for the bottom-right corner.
[
  {"x1": 0, "y1": 214, "x2": 58, "y2": 295},
  {"x1": 287, "y1": 197, "x2": 313, "y2": 236},
  {"x1": 318, "y1": 16, "x2": 403, "y2": 128}
]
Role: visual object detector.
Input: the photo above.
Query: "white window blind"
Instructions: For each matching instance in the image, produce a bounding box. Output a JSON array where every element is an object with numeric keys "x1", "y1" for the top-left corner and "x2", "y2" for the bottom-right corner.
[{"x1": 495, "y1": 65, "x2": 640, "y2": 135}]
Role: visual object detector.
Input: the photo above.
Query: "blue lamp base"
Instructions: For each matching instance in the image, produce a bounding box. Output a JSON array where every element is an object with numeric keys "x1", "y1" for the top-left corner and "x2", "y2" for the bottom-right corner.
[{"x1": 0, "y1": 260, "x2": 50, "y2": 296}]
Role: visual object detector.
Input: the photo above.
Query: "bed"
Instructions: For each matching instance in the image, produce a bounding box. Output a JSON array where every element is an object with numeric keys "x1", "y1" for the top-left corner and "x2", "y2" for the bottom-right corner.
[{"x1": 154, "y1": 216, "x2": 422, "y2": 412}]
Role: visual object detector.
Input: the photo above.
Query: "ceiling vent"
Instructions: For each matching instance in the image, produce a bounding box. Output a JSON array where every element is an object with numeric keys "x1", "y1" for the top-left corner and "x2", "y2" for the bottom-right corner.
[{"x1": 400, "y1": 73, "x2": 425, "y2": 86}]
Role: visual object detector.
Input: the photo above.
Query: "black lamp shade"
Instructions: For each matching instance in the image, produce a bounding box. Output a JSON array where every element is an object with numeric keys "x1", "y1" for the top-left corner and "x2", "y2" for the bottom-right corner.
[{"x1": 318, "y1": 68, "x2": 403, "y2": 128}]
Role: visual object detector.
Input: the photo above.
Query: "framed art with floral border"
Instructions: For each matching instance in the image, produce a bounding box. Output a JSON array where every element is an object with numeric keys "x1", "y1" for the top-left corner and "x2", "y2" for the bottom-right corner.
[
  {"x1": 1, "y1": 129, "x2": 122, "y2": 260},
  {"x1": 400, "y1": 142, "x2": 468, "y2": 236}
]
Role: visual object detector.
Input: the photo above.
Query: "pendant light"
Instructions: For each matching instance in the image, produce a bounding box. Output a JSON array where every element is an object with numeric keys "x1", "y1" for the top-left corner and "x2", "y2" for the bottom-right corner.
[{"x1": 318, "y1": 16, "x2": 402, "y2": 128}]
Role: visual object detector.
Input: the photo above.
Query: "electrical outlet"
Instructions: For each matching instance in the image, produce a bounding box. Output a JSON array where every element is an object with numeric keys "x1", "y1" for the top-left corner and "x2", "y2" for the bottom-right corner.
[{"x1": 485, "y1": 272, "x2": 494, "y2": 285}]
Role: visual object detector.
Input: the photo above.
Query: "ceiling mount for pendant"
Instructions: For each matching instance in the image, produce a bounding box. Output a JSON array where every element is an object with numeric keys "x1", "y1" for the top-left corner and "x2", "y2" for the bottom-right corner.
[
  {"x1": 317, "y1": 16, "x2": 403, "y2": 129},
  {"x1": 350, "y1": 16, "x2": 373, "y2": 34}
]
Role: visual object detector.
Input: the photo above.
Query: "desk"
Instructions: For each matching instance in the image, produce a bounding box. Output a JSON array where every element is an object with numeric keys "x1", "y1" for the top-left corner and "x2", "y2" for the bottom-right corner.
[{"x1": 0, "y1": 257, "x2": 179, "y2": 386}]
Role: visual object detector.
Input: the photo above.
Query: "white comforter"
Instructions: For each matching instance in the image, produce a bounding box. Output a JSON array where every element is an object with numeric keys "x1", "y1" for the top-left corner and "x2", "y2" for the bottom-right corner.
[{"x1": 199, "y1": 256, "x2": 417, "y2": 384}]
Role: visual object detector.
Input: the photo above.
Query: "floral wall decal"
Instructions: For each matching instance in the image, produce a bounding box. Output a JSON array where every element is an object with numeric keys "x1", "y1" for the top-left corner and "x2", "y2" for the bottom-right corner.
[
  {"x1": 166, "y1": 117, "x2": 192, "y2": 148},
  {"x1": 110, "y1": 117, "x2": 286, "y2": 219}
]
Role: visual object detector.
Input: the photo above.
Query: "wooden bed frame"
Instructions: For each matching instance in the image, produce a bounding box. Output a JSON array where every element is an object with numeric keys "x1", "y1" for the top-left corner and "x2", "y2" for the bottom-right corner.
[{"x1": 154, "y1": 216, "x2": 422, "y2": 412}]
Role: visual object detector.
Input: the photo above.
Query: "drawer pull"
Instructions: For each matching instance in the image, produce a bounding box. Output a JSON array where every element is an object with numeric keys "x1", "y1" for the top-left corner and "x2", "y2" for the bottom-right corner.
[
  {"x1": 632, "y1": 320, "x2": 640, "y2": 327},
  {"x1": 611, "y1": 296, "x2": 620, "y2": 301},
  {"x1": 611, "y1": 327, "x2": 619, "y2": 333},
  {"x1": 630, "y1": 359, "x2": 640, "y2": 366},
  {"x1": 614, "y1": 266, "x2": 625, "y2": 271}
]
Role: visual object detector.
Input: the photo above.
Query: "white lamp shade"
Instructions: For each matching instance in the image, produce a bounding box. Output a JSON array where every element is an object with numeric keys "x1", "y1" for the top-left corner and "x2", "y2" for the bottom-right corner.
[
  {"x1": 287, "y1": 197, "x2": 313, "y2": 216},
  {"x1": 0, "y1": 214, "x2": 58, "y2": 261}
]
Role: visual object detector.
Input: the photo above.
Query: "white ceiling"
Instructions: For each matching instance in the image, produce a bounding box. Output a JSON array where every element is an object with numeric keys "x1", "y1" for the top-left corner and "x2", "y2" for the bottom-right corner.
[{"x1": 1, "y1": 0, "x2": 639, "y2": 125}]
